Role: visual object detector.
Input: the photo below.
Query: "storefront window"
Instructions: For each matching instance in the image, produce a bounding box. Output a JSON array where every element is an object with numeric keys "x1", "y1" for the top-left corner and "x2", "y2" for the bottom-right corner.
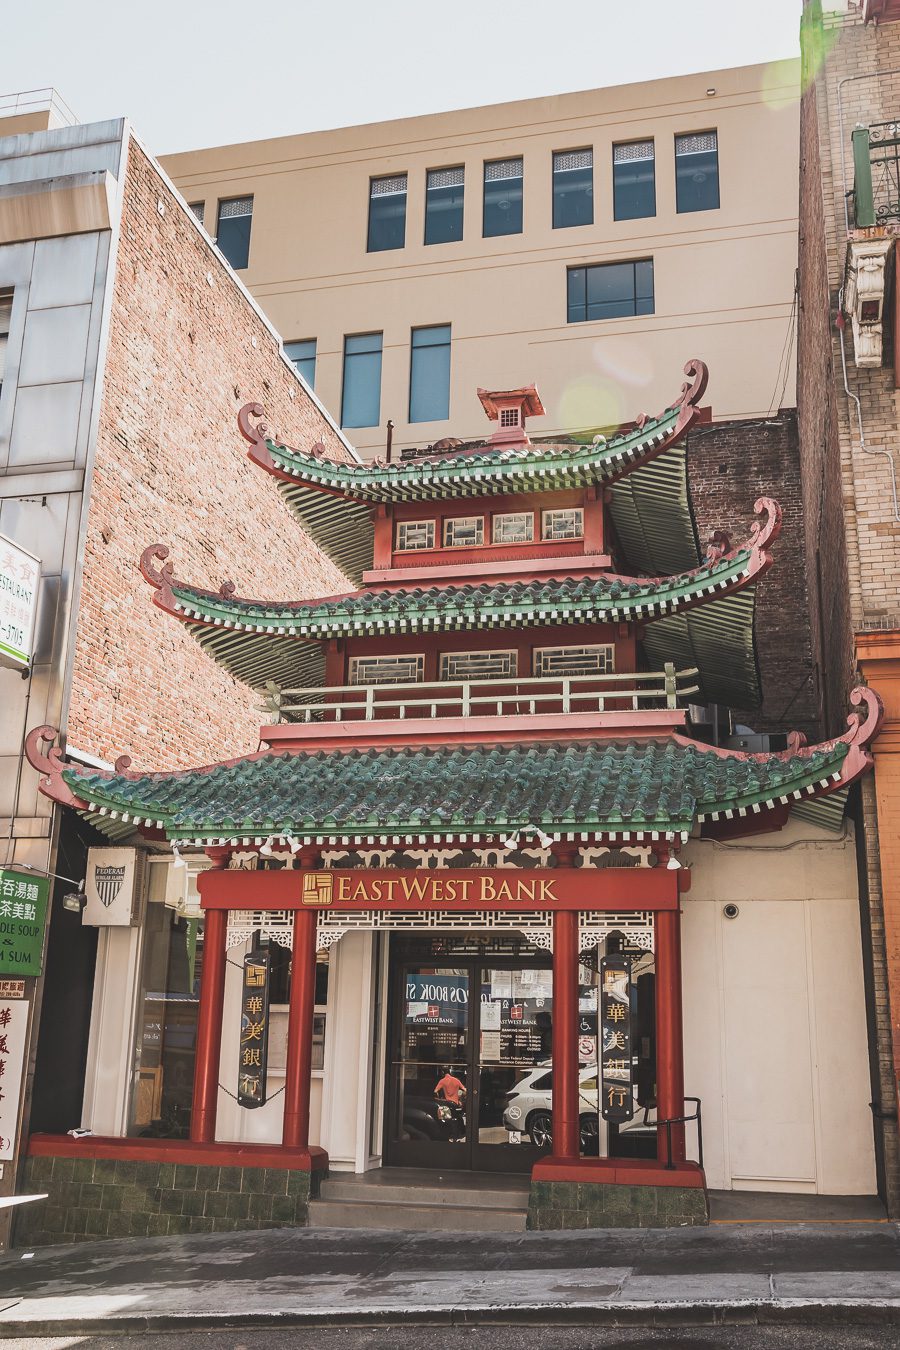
[{"x1": 128, "y1": 862, "x2": 202, "y2": 1138}]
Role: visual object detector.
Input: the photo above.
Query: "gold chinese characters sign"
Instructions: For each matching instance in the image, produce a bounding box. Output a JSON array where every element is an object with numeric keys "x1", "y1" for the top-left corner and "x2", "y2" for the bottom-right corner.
[{"x1": 237, "y1": 949, "x2": 270, "y2": 1108}]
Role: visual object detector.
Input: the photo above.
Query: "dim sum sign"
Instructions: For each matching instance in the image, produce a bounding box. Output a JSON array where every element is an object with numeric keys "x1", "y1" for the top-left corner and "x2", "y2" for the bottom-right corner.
[{"x1": 0, "y1": 534, "x2": 39, "y2": 670}]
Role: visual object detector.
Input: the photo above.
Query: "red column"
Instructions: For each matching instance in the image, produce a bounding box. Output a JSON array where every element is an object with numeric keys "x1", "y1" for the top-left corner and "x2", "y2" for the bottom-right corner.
[
  {"x1": 190, "y1": 904, "x2": 227, "y2": 1144},
  {"x1": 552, "y1": 908, "x2": 580, "y2": 1160},
  {"x1": 655, "y1": 906, "x2": 686, "y2": 1165},
  {"x1": 282, "y1": 906, "x2": 318, "y2": 1149}
]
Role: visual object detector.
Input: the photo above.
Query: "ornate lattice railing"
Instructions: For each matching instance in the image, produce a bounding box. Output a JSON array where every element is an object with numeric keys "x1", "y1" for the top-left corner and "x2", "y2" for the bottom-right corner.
[
  {"x1": 262, "y1": 665, "x2": 700, "y2": 725},
  {"x1": 852, "y1": 121, "x2": 900, "y2": 226}
]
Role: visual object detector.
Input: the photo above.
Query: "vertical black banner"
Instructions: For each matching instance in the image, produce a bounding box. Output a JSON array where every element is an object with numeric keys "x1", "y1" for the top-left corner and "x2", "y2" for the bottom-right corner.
[
  {"x1": 600, "y1": 953, "x2": 634, "y2": 1123},
  {"x1": 238, "y1": 948, "x2": 270, "y2": 1108}
]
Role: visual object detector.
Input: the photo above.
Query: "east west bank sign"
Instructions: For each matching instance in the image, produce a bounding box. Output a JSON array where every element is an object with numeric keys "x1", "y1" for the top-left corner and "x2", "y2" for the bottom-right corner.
[
  {"x1": 199, "y1": 867, "x2": 687, "y2": 912},
  {"x1": 0, "y1": 533, "x2": 40, "y2": 670}
]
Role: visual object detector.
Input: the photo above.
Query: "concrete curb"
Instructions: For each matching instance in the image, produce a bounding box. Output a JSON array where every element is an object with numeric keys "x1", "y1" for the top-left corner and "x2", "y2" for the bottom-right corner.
[{"x1": 1, "y1": 1298, "x2": 900, "y2": 1336}]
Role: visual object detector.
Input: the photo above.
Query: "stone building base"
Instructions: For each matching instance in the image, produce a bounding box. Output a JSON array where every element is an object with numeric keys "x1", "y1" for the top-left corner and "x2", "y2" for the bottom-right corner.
[
  {"x1": 527, "y1": 1157, "x2": 709, "y2": 1229},
  {"x1": 16, "y1": 1137, "x2": 327, "y2": 1248}
]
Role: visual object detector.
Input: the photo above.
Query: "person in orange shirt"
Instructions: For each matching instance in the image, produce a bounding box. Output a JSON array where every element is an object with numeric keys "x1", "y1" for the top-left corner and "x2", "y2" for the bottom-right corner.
[{"x1": 434, "y1": 1067, "x2": 466, "y2": 1104}]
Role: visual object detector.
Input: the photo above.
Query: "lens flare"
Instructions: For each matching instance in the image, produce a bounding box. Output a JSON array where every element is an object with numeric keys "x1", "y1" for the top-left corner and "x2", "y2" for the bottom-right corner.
[
  {"x1": 559, "y1": 376, "x2": 625, "y2": 432},
  {"x1": 761, "y1": 57, "x2": 802, "y2": 113}
]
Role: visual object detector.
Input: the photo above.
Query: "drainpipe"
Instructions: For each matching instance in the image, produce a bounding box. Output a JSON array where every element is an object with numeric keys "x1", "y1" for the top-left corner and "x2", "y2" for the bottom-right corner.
[{"x1": 837, "y1": 292, "x2": 900, "y2": 523}]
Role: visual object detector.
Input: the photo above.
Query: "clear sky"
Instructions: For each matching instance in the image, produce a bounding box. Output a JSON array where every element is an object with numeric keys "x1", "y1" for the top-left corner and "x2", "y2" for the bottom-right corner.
[{"x1": 2, "y1": 0, "x2": 801, "y2": 155}]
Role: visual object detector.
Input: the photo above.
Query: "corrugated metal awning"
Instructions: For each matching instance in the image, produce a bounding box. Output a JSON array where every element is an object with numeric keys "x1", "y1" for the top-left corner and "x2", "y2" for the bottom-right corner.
[
  {"x1": 608, "y1": 441, "x2": 700, "y2": 576},
  {"x1": 642, "y1": 583, "x2": 761, "y2": 708}
]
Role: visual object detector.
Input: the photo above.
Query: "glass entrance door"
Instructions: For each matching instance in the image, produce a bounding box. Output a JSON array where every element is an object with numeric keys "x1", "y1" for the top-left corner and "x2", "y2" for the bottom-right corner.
[{"x1": 385, "y1": 951, "x2": 555, "y2": 1171}]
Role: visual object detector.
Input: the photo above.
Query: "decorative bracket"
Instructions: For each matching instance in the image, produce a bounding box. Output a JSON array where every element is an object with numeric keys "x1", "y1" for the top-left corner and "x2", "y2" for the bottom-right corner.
[{"x1": 844, "y1": 238, "x2": 893, "y2": 368}]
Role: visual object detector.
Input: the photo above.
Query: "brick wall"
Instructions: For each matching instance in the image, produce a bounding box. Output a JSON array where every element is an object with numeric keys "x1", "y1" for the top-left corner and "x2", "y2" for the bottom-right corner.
[
  {"x1": 798, "y1": 2, "x2": 900, "y2": 1213},
  {"x1": 686, "y1": 412, "x2": 819, "y2": 740},
  {"x1": 65, "y1": 136, "x2": 352, "y2": 771}
]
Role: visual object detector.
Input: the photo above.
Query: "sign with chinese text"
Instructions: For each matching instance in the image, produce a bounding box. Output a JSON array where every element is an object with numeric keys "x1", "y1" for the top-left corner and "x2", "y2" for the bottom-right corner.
[
  {"x1": 600, "y1": 954, "x2": 634, "y2": 1123},
  {"x1": 0, "y1": 999, "x2": 30, "y2": 1159},
  {"x1": 0, "y1": 533, "x2": 39, "y2": 670},
  {"x1": 84, "y1": 848, "x2": 138, "y2": 926},
  {"x1": 238, "y1": 949, "x2": 270, "y2": 1108},
  {"x1": 0, "y1": 869, "x2": 49, "y2": 976}
]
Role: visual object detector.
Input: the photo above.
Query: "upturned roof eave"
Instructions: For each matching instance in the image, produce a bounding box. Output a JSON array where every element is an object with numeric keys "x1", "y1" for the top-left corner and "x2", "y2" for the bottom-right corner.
[{"x1": 23, "y1": 692, "x2": 881, "y2": 847}]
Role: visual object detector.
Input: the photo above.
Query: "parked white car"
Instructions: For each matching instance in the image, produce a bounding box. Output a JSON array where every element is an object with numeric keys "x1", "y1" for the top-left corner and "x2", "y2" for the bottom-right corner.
[{"x1": 502, "y1": 1065, "x2": 657, "y2": 1151}]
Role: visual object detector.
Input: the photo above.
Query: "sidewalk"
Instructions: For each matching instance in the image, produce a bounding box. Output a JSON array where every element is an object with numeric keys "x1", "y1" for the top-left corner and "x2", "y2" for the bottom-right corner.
[{"x1": 0, "y1": 1222, "x2": 898, "y2": 1335}]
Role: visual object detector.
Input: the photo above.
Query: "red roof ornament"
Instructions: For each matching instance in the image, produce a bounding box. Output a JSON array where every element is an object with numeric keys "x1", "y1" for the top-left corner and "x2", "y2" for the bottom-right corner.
[{"x1": 476, "y1": 384, "x2": 546, "y2": 449}]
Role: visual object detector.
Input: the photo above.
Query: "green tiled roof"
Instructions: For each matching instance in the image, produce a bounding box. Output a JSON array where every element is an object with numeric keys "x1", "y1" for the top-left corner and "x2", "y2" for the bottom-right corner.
[
  {"x1": 169, "y1": 550, "x2": 756, "y2": 637},
  {"x1": 264, "y1": 406, "x2": 685, "y2": 503},
  {"x1": 60, "y1": 738, "x2": 850, "y2": 846}
]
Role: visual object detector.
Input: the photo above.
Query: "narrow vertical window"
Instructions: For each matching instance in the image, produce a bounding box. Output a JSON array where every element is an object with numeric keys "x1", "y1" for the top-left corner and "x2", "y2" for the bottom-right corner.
[
  {"x1": 0, "y1": 291, "x2": 11, "y2": 394},
  {"x1": 425, "y1": 167, "x2": 465, "y2": 245},
  {"x1": 188, "y1": 202, "x2": 205, "y2": 226},
  {"x1": 216, "y1": 197, "x2": 253, "y2": 269},
  {"x1": 552, "y1": 149, "x2": 593, "y2": 228},
  {"x1": 341, "y1": 332, "x2": 383, "y2": 428},
  {"x1": 613, "y1": 141, "x2": 656, "y2": 220},
  {"x1": 285, "y1": 339, "x2": 317, "y2": 389},
  {"x1": 409, "y1": 324, "x2": 451, "y2": 423},
  {"x1": 368, "y1": 174, "x2": 407, "y2": 252},
  {"x1": 675, "y1": 131, "x2": 719, "y2": 213},
  {"x1": 483, "y1": 158, "x2": 523, "y2": 237}
]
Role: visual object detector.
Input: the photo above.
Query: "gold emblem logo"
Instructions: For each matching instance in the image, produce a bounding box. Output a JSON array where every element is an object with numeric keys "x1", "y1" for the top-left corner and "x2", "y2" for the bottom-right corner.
[{"x1": 302, "y1": 871, "x2": 334, "y2": 906}]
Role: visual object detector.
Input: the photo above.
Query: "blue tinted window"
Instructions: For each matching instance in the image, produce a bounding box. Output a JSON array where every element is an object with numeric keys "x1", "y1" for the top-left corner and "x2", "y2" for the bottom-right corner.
[
  {"x1": 341, "y1": 333, "x2": 383, "y2": 428},
  {"x1": 613, "y1": 141, "x2": 656, "y2": 220},
  {"x1": 285, "y1": 340, "x2": 316, "y2": 390},
  {"x1": 483, "y1": 158, "x2": 523, "y2": 237},
  {"x1": 567, "y1": 260, "x2": 654, "y2": 323},
  {"x1": 553, "y1": 149, "x2": 593, "y2": 228},
  {"x1": 216, "y1": 197, "x2": 252, "y2": 270},
  {"x1": 368, "y1": 175, "x2": 407, "y2": 251},
  {"x1": 675, "y1": 131, "x2": 719, "y2": 213},
  {"x1": 409, "y1": 325, "x2": 451, "y2": 423},
  {"x1": 425, "y1": 167, "x2": 464, "y2": 245}
]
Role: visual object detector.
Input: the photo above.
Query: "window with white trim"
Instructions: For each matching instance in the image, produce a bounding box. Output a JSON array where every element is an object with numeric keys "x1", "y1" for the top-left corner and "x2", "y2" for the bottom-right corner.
[
  {"x1": 443, "y1": 516, "x2": 484, "y2": 548},
  {"x1": 499, "y1": 408, "x2": 519, "y2": 428},
  {"x1": 396, "y1": 519, "x2": 436, "y2": 551},
  {"x1": 440, "y1": 650, "x2": 518, "y2": 681},
  {"x1": 613, "y1": 141, "x2": 655, "y2": 220},
  {"x1": 348, "y1": 654, "x2": 425, "y2": 685},
  {"x1": 492, "y1": 512, "x2": 534, "y2": 544},
  {"x1": 553, "y1": 148, "x2": 593, "y2": 228},
  {"x1": 541, "y1": 508, "x2": 584, "y2": 541},
  {"x1": 675, "y1": 131, "x2": 719, "y2": 213},
  {"x1": 216, "y1": 196, "x2": 253, "y2": 269},
  {"x1": 368, "y1": 173, "x2": 407, "y2": 251},
  {"x1": 188, "y1": 201, "x2": 205, "y2": 226},
  {"x1": 533, "y1": 645, "x2": 615, "y2": 677}
]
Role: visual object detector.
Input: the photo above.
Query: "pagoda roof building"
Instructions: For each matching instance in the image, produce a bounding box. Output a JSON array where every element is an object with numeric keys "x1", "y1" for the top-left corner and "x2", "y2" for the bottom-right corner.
[{"x1": 24, "y1": 356, "x2": 881, "y2": 1228}]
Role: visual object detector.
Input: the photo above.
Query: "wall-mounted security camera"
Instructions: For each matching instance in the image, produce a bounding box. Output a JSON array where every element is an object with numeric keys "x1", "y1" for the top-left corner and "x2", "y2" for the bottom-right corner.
[{"x1": 723, "y1": 903, "x2": 739, "y2": 920}]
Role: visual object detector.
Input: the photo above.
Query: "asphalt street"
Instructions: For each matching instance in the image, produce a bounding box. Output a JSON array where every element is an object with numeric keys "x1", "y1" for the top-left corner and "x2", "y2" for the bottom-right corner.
[{"x1": 9, "y1": 1328, "x2": 900, "y2": 1349}]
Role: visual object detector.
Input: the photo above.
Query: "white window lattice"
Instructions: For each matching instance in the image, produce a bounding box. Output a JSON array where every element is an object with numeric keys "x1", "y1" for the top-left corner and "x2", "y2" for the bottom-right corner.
[
  {"x1": 227, "y1": 909, "x2": 294, "y2": 948},
  {"x1": 218, "y1": 196, "x2": 253, "y2": 219},
  {"x1": 492, "y1": 512, "x2": 534, "y2": 544},
  {"x1": 499, "y1": 407, "x2": 520, "y2": 427},
  {"x1": 675, "y1": 131, "x2": 717, "y2": 157},
  {"x1": 533, "y1": 645, "x2": 615, "y2": 678},
  {"x1": 554, "y1": 149, "x2": 592, "y2": 173},
  {"x1": 614, "y1": 141, "x2": 654, "y2": 163},
  {"x1": 542, "y1": 507, "x2": 584, "y2": 541},
  {"x1": 485, "y1": 158, "x2": 523, "y2": 182},
  {"x1": 310, "y1": 908, "x2": 656, "y2": 953},
  {"x1": 427, "y1": 167, "x2": 464, "y2": 190},
  {"x1": 439, "y1": 649, "x2": 518, "y2": 681},
  {"x1": 396, "y1": 519, "x2": 436, "y2": 551},
  {"x1": 443, "y1": 516, "x2": 484, "y2": 548},
  {"x1": 349, "y1": 654, "x2": 425, "y2": 686},
  {"x1": 188, "y1": 202, "x2": 205, "y2": 223},
  {"x1": 371, "y1": 174, "x2": 408, "y2": 197}
]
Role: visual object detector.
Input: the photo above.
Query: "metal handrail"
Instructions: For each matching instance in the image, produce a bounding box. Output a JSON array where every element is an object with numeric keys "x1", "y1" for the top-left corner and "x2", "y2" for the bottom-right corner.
[
  {"x1": 264, "y1": 665, "x2": 700, "y2": 724},
  {"x1": 658, "y1": 1095, "x2": 703, "y2": 1172}
]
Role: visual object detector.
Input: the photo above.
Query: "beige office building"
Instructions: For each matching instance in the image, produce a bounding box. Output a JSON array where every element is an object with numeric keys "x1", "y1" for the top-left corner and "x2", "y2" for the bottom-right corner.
[{"x1": 163, "y1": 63, "x2": 801, "y2": 458}]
